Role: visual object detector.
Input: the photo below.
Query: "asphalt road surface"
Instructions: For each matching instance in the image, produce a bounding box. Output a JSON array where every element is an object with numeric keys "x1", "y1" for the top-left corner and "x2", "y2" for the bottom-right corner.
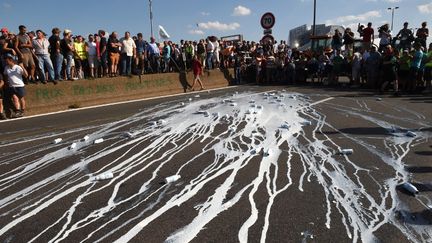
[{"x1": 0, "y1": 85, "x2": 431, "y2": 243}]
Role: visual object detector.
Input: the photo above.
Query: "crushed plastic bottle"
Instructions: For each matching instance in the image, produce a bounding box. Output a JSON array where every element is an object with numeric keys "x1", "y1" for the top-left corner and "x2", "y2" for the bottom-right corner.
[
  {"x1": 402, "y1": 182, "x2": 419, "y2": 195},
  {"x1": 339, "y1": 149, "x2": 353, "y2": 155},
  {"x1": 94, "y1": 172, "x2": 114, "y2": 181},
  {"x1": 69, "y1": 143, "x2": 77, "y2": 150},
  {"x1": 406, "y1": 131, "x2": 417, "y2": 137},
  {"x1": 165, "y1": 175, "x2": 181, "y2": 184}
]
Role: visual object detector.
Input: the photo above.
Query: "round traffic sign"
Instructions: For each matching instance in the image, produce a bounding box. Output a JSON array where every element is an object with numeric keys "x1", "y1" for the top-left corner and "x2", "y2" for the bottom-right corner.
[
  {"x1": 261, "y1": 34, "x2": 275, "y2": 44},
  {"x1": 261, "y1": 12, "x2": 276, "y2": 29}
]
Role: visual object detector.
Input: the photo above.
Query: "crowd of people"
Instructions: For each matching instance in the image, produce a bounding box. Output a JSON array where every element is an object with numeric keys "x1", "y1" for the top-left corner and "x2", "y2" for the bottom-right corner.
[{"x1": 0, "y1": 21, "x2": 430, "y2": 119}]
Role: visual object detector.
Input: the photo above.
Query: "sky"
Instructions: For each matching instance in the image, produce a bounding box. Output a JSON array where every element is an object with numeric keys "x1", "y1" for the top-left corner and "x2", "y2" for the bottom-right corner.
[{"x1": 0, "y1": 0, "x2": 431, "y2": 43}]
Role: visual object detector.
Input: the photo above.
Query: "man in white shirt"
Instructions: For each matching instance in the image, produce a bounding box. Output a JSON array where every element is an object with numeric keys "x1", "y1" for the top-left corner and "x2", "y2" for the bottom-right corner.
[
  {"x1": 33, "y1": 30, "x2": 56, "y2": 84},
  {"x1": 120, "y1": 31, "x2": 136, "y2": 76},
  {"x1": 4, "y1": 54, "x2": 28, "y2": 118},
  {"x1": 86, "y1": 34, "x2": 98, "y2": 78}
]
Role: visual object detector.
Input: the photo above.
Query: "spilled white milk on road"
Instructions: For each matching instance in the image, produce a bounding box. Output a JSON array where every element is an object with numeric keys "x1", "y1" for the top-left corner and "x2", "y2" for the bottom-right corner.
[{"x1": 0, "y1": 91, "x2": 430, "y2": 243}]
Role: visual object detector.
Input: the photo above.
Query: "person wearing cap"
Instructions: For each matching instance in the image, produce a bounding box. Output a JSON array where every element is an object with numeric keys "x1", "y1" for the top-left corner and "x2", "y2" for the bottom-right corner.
[
  {"x1": 49, "y1": 28, "x2": 63, "y2": 81},
  {"x1": 14, "y1": 25, "x2": 36, "y2": 82},
  {"x1": 33, "y1": 30, "x2": 56, "y2": 84},
  {"x1": 60, "y1": 29, "x2": 75, "y2": 80},
  {"x1": 3, "y1": 53, "x2": 28, "y2": 118}
]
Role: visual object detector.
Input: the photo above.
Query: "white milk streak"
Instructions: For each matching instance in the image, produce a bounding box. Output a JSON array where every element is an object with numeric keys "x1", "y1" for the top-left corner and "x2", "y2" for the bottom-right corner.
[{"x1": 0, "y1": 91, "x2": 430, "y2": 243}]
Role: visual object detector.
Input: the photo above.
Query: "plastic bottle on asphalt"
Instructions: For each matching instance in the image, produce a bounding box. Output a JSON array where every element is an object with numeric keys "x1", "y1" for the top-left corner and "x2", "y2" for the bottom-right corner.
[
  {"x1": 94, "y1": 172, "x2": 114, "y2": 181},
  {"x1": 406, "y1": 131, "x2": 417, "y2": 137},
  {"x1": 165, "y1": 175, "x2": 181, "y2": 184},
  {"x1": 339, "y1": 149, "x2": 353, "y2": 155},
  {"x1": 402, "y1": 182, "x2": 419, "y2": 195},
  {"x1": 69, "y1": 143, "x2": 77, "y2": 150}
]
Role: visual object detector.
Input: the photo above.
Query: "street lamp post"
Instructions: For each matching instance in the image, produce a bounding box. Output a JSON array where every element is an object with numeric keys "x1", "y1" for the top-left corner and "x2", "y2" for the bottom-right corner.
[
  {"x1": 312, "y1": 0, "x2": 317, "y2": 36},
  {"x1": 311, "y1": 0, "x2": 317, "y2": 50},
  {"x1": 149, "y1": 0, "x2": 154, "y2": 38},
  {"x1": 387, "y1": 6, "x2": 399, "y2": 31}
]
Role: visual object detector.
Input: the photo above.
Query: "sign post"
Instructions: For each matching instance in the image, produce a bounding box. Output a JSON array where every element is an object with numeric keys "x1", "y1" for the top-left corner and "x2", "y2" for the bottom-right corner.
[{"x1": 261, "y1": 12, "x2": 276, "y2": 45}]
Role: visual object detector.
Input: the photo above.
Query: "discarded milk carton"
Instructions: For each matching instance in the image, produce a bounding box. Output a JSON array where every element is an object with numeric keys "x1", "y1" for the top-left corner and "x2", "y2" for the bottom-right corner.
[
  {"x1": 94, "y1": 138, "x2": 104, "y2": 144},
  {"x1": 194, "y1": 95, "x2": 200, "y2": 98},
  {"x1": 53, "y1": 138, "x2": 62, "y2": 144},
  {"x1": 94, "y1": 172, "x2": 114, "y2": 181},
  {"x1": 188, "y1": 98, "x2": 193, "y2": 102},
  {"x1": 165, "y1": 175, "x2": 181, "y2": 184},
  {"x1": 69, "y1": 143, "x2": 77, "y2": 150},
  {"x1": 402, "y1": 182, "x2": 419, "y2": 195},
  {"x1": 281, "y1": 124, "x2": 290, "y2": 129},
  {"x1": 376, "y1": 98, "x2": 382, "y2": 101},
  {"x1": 180, "y1": 102, "x2": 185, "y2": 106},
  {"x1": 124, "y1": 132, "x2": 136, "y2": 138},
  {"x1": 301, "y1": 120, "x2": 313, "y2": 126},
  {"x1": 406, "y1": 131, "x2": 417, "y2": 137},
  {"x1": 158, "y1": 120, "x2": 167, "y2": 126},
  {"x1": 83, "y1": 135, "x2": 90, "y2": 141},
  {"x1": 339, "y1": 149, "x2": 353, "y2": 155}
]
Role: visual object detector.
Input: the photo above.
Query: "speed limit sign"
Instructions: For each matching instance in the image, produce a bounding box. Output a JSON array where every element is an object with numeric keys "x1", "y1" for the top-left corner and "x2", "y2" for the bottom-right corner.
[{"x1": 261, "y1": 12, "x2": 275, "y2": 30}]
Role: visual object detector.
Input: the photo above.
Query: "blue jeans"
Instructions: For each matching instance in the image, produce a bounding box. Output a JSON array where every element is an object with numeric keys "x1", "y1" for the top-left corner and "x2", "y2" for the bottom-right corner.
[
  {"x1": 66, "y1": 54, "x2": 74, "y2": 79},
  {"x1": 37, "y1": 54, "x2": 55, "y2": 81},
  {"x1": 121, "y1": 54, "x2": 132, "y2": 75},
  {"x1": 51, "y1": 53, "x2": 63, "y2": 80},
  {"x1": 206, "y1": 52, "x2": 214, "y2": 70}
]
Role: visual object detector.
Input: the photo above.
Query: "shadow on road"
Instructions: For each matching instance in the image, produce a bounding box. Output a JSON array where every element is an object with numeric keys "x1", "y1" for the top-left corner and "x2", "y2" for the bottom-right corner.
[
  {"x1": 317, "y1": 127, "x2": 390, "y2": 136},
  {"x1": 406, "y1": 166, "x2": 432, "y2": 173}
]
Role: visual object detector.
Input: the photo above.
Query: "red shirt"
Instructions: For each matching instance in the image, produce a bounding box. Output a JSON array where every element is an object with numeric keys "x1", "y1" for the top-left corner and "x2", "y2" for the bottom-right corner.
[
  {"x1": 193, "y1": 59, "x2": 202, "y2": 75},
  {"x1": 363, "y1": 27, "x2": 374, "y2": 43}
]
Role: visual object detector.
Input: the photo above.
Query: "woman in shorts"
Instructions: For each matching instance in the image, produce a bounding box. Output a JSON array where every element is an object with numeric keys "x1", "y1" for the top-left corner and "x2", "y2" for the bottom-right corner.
[{"x1": 4, "y1": 54, "x2": 28, "y2": 118}]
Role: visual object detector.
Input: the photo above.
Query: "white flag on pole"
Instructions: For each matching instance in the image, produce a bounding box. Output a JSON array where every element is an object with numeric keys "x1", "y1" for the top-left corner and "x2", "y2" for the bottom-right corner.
[{"x1": 159, "y1": 25, "x2": 170, "y2": 39}]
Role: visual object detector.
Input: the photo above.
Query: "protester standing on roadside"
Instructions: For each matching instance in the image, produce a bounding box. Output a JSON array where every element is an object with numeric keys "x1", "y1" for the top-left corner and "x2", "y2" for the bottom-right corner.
[
  {"x1": 380, "y1": 45, "x2": 399, "y2": 95},
  {"x1": 4, "y1": 54, "x2": 28, "y2": 118},
  {"x1": 396, "y1": 22, "x2": 413, "y2": 51},
  {"x1": 120, "y1": 31, "x2": 136, "y2": 76},
  {"x1": 15, "y1": 25, "x2": 36, "y2": 82},
  {"x1": 146, "y1": 37, "x2": 160, "y2": 73},
  {"x1": 98, "y1": 30, "x2": 108, "y2": 78},
  {"x1": 48, "y1": 28, "x2": 63, "y2": 81},
  {"x1": 107, "y1": 32, "x2": 122, "y2": 77},
  {"x1": 33, "y1": 30, "x2": 56, "y2": 84},
  {"x1": 86, "y1": 34, "x2": 98, "y2": 78},
  {"x1": 60, "y1": 29, "x2": 75, "y2": 81},
  {"x1": 362, "y1": 22, "x2": 375, "y2": 51},
  {"x1": 416, "y1": 22, "x2": 429, "y2": 51}
]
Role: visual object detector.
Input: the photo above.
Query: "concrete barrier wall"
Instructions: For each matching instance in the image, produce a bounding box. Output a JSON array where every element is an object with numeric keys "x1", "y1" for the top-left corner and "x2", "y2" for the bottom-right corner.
[{"x1": 25, "y1": 69, "x2": 234, "y2": 115}]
